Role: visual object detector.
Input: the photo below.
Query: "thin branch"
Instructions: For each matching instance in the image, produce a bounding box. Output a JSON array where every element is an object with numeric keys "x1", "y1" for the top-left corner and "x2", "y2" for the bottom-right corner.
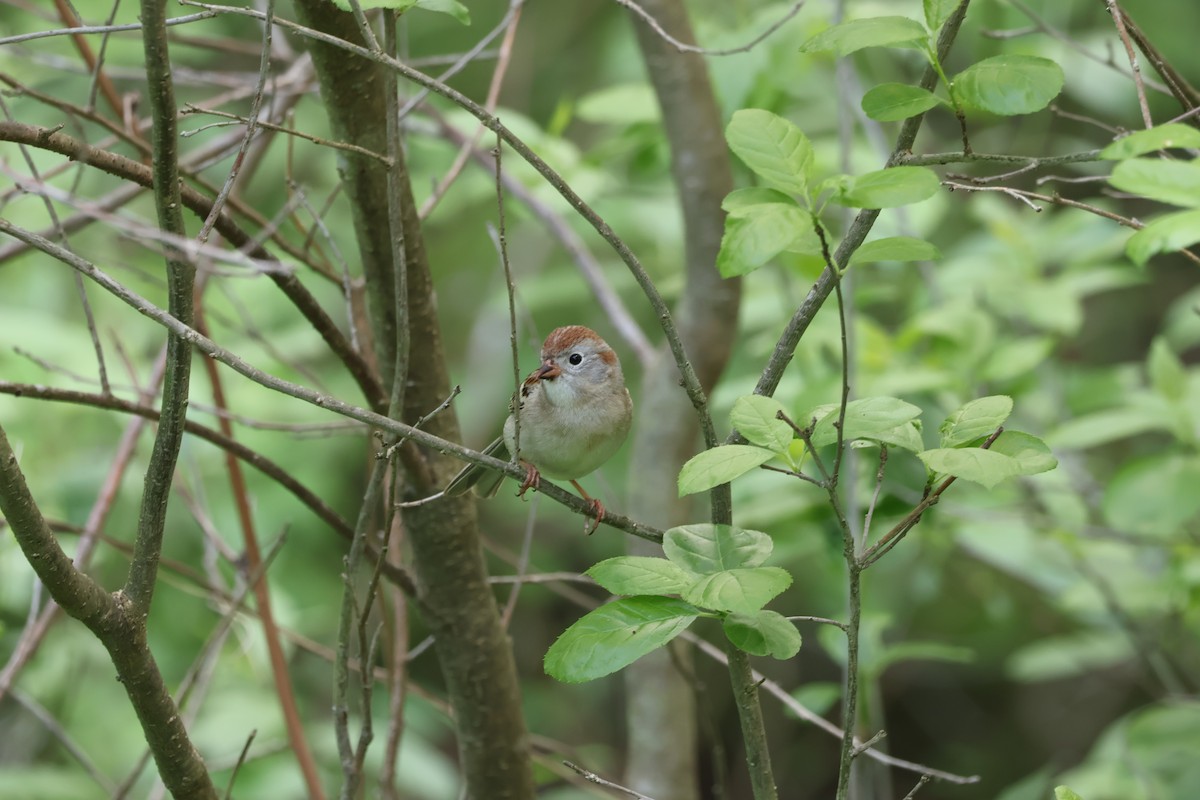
[
  {"x1": 787, "y1": 615, "x2": 848, "y2": 632},
  {"x1": 0, "y1": 11, "x2": 218, "y2": 47},
  {"x1": 223, "y1": 730, "x2": 257, "y2": 800},
  {"x1": 491, "y1": 134, "x2": 523, "y2": 471},
  {"x1": 563, "y1": 759, "x2": 659, "y2": 800},
  {"x1": 334, "y1": 458, "x2": 388, "y2": 798},
  {"x1": 613, "y1": 0, "x2": 805, "y2": 56},
  {"x1": 686, "y1": 634, "x2": 980, "y2": 784},
  {"x1": 941, "y1": 180, "x2": 1200, "y2": 267},
  {"x1": 181, "y1": 105, "x2": 391, "y2": 163},
  {"x1": 860, "y1": 428, "x2": 1005, "y2": 568},
  {"x1": 1105, "y1": 0, "x2": 1154, "y2": 128}
]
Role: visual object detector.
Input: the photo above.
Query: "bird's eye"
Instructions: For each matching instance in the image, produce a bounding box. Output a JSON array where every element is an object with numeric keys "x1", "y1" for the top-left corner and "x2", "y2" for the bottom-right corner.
[{"x1": 568, "y1": 353, "x2": 583, "y2": 365}]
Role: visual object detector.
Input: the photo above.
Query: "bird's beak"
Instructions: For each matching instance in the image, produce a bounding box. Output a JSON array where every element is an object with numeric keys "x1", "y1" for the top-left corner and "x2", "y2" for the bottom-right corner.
[
  {"x1": 531, "y1": 360, "x2": 561, "y2": 381},
  {"x1": 522, "y1": 360, "x2": 561, "y2": 388}
]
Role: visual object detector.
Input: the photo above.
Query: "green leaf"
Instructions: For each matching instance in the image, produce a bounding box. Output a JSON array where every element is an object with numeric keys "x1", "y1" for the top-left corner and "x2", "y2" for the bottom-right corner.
[
  {"x1": 1008, "y1": 631, "x2": 1132, "y2": 682},
  {"x1": 576, "y1": 83, "x2": 660, "y2": 125},
  {"x1": 586, "y1": 557, "x2": 694, "y2": 596},
  {"x1": 924, "y1": 0, "x2": 959, "y2": 30},
  {"x1": 544, "y1": 597, "x2": 700, "y2": 683},
  {"x1": 663, "y1": 524, "x2": 772, "y2": 574},
  {"x1": 731, "y1": 395, "x2": 794, "y2": 453},
  {"x1": 799, "y1": 16, "x2": 928, "y2": 56},
  {"x1": 832, "y1": 166, "x2": 940, "y2": 209},
  {"x1": 939, "y1": 395, "x2": 1013, "y2": 447},
  {"x1": 1047, "y1": 407, "x2": 1171, "y2": 450},
  {"x1": 872, "y1": 640, "x2": 975, "y2": 674},
  {"x1": 726, "y1": 109, "x2": 813, "y2": 196},
  {"x1": 1099, "y1": 123, "x2": 1200, "y2": 159},
  {"x1": 1055, "y1": 787, "x2": 1086, "y2": 800},
  {"x1": 1103, "y1": 453, "x2": 1200, "y2": 537},
  {"x1": 989, "y1": 431, "x2": 1057, "y2": 476},
  {"x1": 723, "y1": 610, "x2": 802, "y2": 659},
  {"x1": 810, "y1": 396, "x2": 923, "y2": 447},
  {"x1": 917, "y1": 447, "x2": 1022, "y2": 488},
  {"x1": 981, "y1": 336, "x2": 1054, "y2": 382},
  {"x1": 1109, "y1": 158, "x2": 1200, "y2": 207},
  {"x1": 678, "y1": 445, "x2": 776, "y2": 496},
  {"x1": 413, "y1": 0, "x2": 470, "y2": 23},
  {"x1": 682, "y1": 567, "x2": 792, "y2": 614},
  {"x1": 717, "y1": 202, "x2": 818, "y2": 277},
  {"x1": 954, "y1": 55, "x2": 1064, "y2": 115},
  {"x1": 789, "y1": 682, "x2": 842, "y2": 717},
  {"x1": 721, "y1": 187, "x2": 796, "y2": 212},
  {"x1": 862, "y1": 83, "x2": 946, "y2": 122},
  {"x1": 1125, "y1": 209, "x2": 1200, "y2": 265},
  {"x1": 1148, "y1": 337, "x2": 1187, "y2": 401},
  {"x1": 335, "y1": 0, "x2": 471, "y2": 22},
  {"x1": 849, "y1": 236, "x2": 942, "y2": 264},
  {"x1": 865, "y1": 420, "x2": 926, "y2": 452}
]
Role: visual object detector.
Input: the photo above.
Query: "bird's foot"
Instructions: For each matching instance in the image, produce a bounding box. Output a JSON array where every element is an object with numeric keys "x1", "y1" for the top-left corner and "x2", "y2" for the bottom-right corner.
[
  {"x1": 516, "y1": 462, "x2": 541, "y2": 499},
  {"x1": 570, "y1": 479, "x2": 605, "y2": 535},
  {"x1": 582, "y1": 499, "x2": 606, "y2": 535}
]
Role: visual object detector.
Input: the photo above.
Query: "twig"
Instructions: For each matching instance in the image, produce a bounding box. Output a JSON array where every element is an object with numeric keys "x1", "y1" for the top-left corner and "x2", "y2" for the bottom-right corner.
[
  {"x1": 787, "y1": 615, "x2": 848, "y2": 632},
  {"x1": 491, "y1": 132, "x2": 523, "y2": 470},
  {"x1": 860, "y1": 428, "x2": 1005, "y2": 568},
  {"x1": 383, "y1": 8, "x2": 411, "y2": 425},
  {"x1": 861, "y1": 446, "x2": 888, "y2": 545},
  {"x1": 335, "y1": 458, "x2": 389, "y2": 797},
  {"x1": 182, "y1": 105, "x2": 391, "y2": 162},
  {"x1": 563, "y1": 759, "x2": 659, "y2": 799},
  {"x1": 1105, "y1": 0, "x2": 1154, "y2": 128},
  {"x1": 0, "y1": 11, "x2": 218, "y2": 47},
  {"x1": 940, "y1": 180, "x2": 1200, "y2": 266},
  {"x1": 196, "y1": 0, "x2": 275, "y2": 244},
  {"x1": 223, "y1": 730, "x2": 258, "y2": 800},
  {"x1": 613, "y1": 0, "x2": 804, "y2": 56},
  {"x1": 901, "y1": 775, "x2": 933, "y2": 800},
  {"x1": 686, "y1": 634, "x2": 980, "y2": 784},
  {"x1": 851, "y1": 729, "x2": 887, "y2": 759}
]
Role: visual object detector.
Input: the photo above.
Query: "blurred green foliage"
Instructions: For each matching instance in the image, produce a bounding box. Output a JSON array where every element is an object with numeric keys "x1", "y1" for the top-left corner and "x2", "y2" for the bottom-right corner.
[{"x1": 1, "y1": 0, "x2": 1199, "y2": 798}]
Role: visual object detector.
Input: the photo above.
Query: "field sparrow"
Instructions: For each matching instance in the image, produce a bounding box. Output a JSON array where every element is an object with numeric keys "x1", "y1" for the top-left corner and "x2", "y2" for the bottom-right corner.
[{"x1": 446, "y1": 325, "x2": 633, "y2": 532}]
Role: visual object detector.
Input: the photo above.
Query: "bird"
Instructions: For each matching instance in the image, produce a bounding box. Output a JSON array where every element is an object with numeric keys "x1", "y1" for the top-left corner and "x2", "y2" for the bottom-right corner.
[{"x1": 445, "y1": 325, "x2": 633, "y2": 533}]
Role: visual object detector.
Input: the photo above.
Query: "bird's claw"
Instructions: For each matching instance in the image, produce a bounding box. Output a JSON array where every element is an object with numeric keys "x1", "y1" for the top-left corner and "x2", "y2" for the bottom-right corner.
[
  {"x1": 516, "y1": 463, "x2": 541, "y2": 499},
  {"x1": 583, "y1": 499, "x2": 605, "y2": 535}
]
